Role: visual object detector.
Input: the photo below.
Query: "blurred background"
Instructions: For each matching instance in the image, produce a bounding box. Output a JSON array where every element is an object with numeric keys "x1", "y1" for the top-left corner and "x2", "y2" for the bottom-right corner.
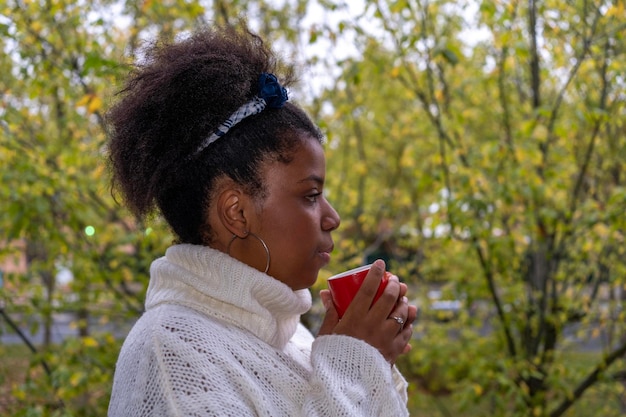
[{"x1": 1, "y1": 0, "x2": 625, "y2": 415}]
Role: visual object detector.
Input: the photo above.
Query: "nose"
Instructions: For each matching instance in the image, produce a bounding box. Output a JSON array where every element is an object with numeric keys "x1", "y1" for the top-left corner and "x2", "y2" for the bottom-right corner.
[{"x1": 322, "y1": 198, "x2": 340, "y2": 232}]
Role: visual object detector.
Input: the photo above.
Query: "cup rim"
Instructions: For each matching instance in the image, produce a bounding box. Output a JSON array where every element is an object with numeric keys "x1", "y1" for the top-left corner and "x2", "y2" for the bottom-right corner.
[{"x1": 328, "y1": 264, "x2": 373, "y2": 280}]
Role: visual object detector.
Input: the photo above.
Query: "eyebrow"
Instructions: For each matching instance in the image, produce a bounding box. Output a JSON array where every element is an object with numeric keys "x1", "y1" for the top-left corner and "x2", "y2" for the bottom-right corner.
[{"x1": 297, "y1": 175, "x2": 324, "y2": 185}]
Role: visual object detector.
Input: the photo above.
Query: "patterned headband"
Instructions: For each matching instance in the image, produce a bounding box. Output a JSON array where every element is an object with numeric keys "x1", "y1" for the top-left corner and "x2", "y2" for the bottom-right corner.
[{"x1": 194, "y1": 73, "x2": 288, "y2": 155}]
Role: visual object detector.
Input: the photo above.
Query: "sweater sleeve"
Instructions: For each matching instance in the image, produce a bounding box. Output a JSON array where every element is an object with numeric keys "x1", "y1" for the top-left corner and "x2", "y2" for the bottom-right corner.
[{"x1": 303, "y1": 334, "x2": 409, "y2": 417}]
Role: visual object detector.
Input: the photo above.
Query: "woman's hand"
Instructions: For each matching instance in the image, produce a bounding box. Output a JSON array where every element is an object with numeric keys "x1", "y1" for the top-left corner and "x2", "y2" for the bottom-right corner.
[{"x1": 318, "y1": 259, "x2": 418, "y2": 364}]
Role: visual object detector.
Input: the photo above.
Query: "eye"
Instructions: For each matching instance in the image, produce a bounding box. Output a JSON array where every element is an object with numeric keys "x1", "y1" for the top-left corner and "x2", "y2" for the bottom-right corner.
[{"x1": 305, "y1": 192, "x2": 322, "y2": 203}]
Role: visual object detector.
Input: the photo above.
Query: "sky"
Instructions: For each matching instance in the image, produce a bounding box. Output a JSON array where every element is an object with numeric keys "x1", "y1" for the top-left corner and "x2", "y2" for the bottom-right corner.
[{"x1": 296, "y1": 0, "x2": 491, "y2": 98}]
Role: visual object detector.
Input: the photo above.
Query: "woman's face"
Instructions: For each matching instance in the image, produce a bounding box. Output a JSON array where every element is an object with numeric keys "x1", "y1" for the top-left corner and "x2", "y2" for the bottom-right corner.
[{"x1": 253, "y1": 135, "x2": 340, "y2": 290}]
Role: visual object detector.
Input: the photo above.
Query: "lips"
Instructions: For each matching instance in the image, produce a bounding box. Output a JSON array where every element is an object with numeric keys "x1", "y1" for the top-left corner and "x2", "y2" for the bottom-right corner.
[
  {"x1": 319, "y1": 243, "x2": 334, "y2": 255},
  {"x1": 318, "y1": 243, "x2": 334, "y2": 264}
]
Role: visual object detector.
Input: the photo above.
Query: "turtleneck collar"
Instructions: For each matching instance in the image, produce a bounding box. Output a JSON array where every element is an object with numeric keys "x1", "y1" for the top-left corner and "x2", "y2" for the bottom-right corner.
[{"x1": 145, "y1": 244, "x2": 312, "y2": 349}]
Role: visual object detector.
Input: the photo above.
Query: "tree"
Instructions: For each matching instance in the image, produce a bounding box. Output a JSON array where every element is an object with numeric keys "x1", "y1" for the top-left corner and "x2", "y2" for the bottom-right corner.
[
  {"x1": 312, "y1": 0, "x2": 626, "y2": 415},
  {"x1": 0, "y1": 0, "x2": 313, "y2": 414},
  {"x1": 2, "y1": 0, "x2": 624, "y2": 415}
]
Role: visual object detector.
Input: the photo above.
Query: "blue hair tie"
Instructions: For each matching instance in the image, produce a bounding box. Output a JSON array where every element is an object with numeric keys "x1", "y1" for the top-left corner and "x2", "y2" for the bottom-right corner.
[
  {"x1": 194, "y1": 72, "x2": 288, "y2": 155},
  {"x1": 258, "y1": 73, "x2": 288, "y2": 108}
]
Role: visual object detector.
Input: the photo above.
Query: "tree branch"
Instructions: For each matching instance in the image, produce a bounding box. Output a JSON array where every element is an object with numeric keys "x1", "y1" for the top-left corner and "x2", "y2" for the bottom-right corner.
[
  {"x1": 541, "y1": 5, "x2": 601, "y2": 168},
  {"x1": 528, "y1": 0, "x2": 541, "y2": 109},
  {"x1": 549, "y1": 340, "x2": 626, "y2": 417},
  {"x1": 0, "y1": 307, "x2": 52, "y2": 377},
  {"x1": 472, "y1": 236, "x2": 518, "y2": 357}
]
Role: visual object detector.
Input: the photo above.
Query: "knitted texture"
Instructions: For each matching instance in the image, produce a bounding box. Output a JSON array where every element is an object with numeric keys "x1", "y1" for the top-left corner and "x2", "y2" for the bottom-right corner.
[{"x1": 108, "y1": 244, "x2": 409, "y2": 416}]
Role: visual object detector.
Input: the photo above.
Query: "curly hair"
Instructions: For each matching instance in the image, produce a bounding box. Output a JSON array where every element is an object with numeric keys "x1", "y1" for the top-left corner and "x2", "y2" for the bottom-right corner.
[{"x1": 106, "y1": 26, "x2": 323, "y2": 245}]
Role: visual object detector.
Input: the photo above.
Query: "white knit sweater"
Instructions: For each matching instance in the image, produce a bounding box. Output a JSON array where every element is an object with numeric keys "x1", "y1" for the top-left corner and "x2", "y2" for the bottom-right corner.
[{"x1": 108, "y1": 244, "x2": 409, "y2": 417}]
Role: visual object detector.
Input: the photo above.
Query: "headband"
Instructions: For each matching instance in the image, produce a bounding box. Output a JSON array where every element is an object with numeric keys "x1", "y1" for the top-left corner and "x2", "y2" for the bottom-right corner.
[{"x1": 194, "y1": 73, "x2": 288, "y2": 155}]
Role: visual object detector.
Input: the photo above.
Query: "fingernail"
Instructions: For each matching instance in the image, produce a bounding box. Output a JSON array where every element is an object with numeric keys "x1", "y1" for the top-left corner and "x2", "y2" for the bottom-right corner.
[{"x1": 372, "y1": 259, "x2": 385, "y2": 270}]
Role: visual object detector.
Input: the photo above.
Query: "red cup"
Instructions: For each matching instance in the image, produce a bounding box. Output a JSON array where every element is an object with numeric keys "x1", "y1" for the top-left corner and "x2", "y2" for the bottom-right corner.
[{"x1": 327, "y1": 264, "x2": 391, "y2": 318}]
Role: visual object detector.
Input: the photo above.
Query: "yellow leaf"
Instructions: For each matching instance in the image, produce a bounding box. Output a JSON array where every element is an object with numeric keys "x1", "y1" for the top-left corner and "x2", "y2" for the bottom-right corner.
[
  {"x1": 353, "y1": 161, "x2": 367, "y2": 176},
  {"x1": 12, "y1": 387, "x2": 27, "y2": 400},
  {"x1": 593, "y1": 223, "x2": 609, "y2": 239},
  {"x1": 92, "y1": 164, "x2": 105, "y2": 179},
  {"x1": 70, "y1": 372, "x2": 83, "y2": 387},
  {"x1": 88, "y1": 96, "x2": 103, "y2": 113},
  {"x1": 30, "y1": 20, "x2": 43, "y2": 32},
  {"x1": 532, "y1": 125, "x2": 548, "y2": 141},
  {"x1": 76, "y1": 94, "x2": 91, "y2": 107},
  {"x1": 473, "y1": 384, "x2": 483, "y2": 396},
  {"x1": 390, "y1": 67, "x2": 400, "y2": 78},
  {"x1": 83, "y1": 336, "x2": 99, "y2": 347},
  {"x1": 605, "y1": 3, "x2": 624, "y2": 17}
]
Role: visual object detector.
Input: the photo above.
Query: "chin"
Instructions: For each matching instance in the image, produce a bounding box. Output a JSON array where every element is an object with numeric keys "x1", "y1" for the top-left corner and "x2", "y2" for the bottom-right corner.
[{"x1": 294, "y1": 272, "x2": 320, "y2": 291}]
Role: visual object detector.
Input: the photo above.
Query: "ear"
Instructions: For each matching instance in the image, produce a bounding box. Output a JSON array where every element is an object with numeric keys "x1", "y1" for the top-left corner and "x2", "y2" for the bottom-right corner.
[{"x1": 216, "y1": 188, "x2": 250, "y2": 237}]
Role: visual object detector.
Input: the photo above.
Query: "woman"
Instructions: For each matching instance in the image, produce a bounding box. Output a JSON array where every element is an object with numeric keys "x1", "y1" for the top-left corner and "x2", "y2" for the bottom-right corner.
[{"x1": 106, "y1": 25, "x2": 418, "y2": 416}]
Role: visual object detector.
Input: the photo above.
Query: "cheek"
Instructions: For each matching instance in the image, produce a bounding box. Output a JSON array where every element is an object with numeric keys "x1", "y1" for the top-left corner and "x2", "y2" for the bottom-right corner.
[
  {"x1": 265, "y1": 211, "x2": 315, "y2": 250},
  {"x1": 273, "y1": 219, "x2": 309, "y2": 247}
]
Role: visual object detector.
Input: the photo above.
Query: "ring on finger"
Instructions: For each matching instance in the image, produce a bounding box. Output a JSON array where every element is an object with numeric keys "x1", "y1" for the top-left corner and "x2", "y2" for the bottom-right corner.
[{"x1": 390, "y1": 316, "x2": 405, "y2": 328}]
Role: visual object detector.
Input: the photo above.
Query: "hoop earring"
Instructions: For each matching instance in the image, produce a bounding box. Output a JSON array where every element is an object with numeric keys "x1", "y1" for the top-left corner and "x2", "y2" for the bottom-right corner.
[{"x1": 227, "y1": 232, "x2": 270, "y2": 274}]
